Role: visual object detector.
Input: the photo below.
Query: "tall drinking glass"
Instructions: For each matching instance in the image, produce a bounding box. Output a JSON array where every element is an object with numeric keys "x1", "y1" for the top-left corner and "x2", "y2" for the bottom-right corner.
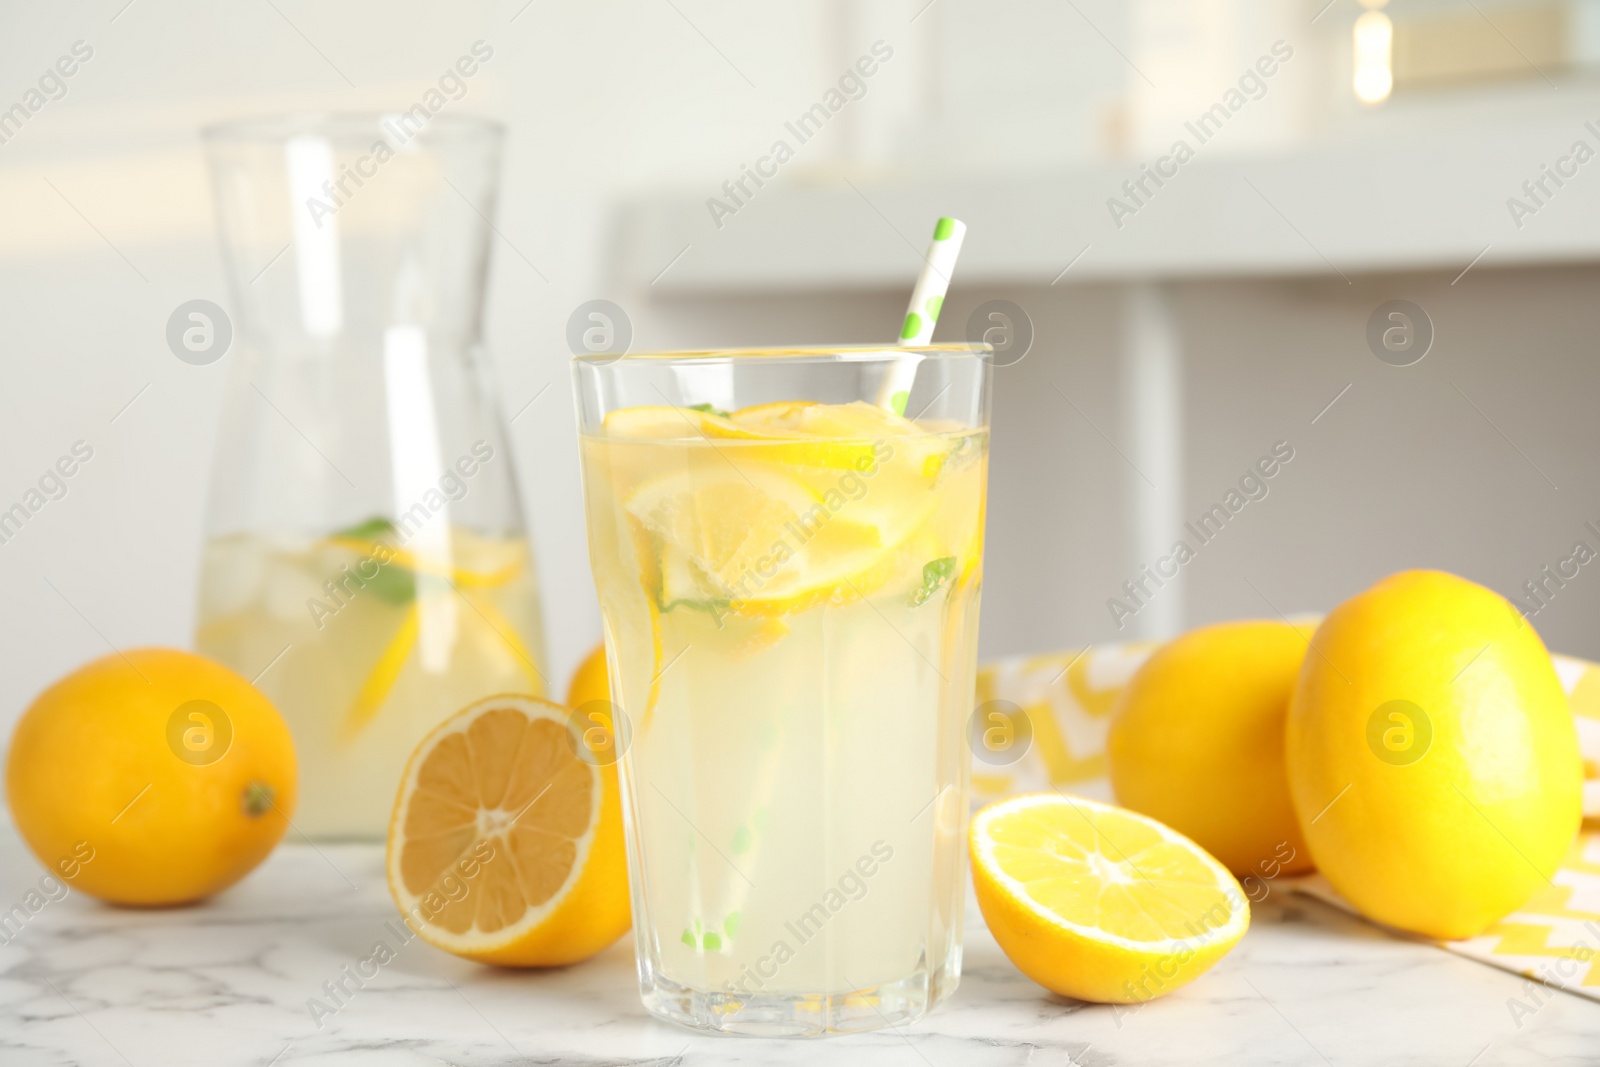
[
  {"x1": 573, "y1": 346, "x2": 990, "y2": 1035},
  {"x1": 197, "y1": 115, "x2": 546, "y2": 840}
]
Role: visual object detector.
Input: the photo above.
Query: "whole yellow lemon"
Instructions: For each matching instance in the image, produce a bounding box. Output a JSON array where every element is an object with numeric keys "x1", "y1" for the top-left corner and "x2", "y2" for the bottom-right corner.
[
  {"x1": 1108, "y1": 620, "x2": 1314, "y2": 879},
  {"x1": 1286, "y1": 570, "x2": 1582, "y2": 939},
  {"x1": 566, "y1": 642, "x2": 610, "y2": 708},
  {"x1": 6, "y1": 648, "x2": 297, "y2": 906}
]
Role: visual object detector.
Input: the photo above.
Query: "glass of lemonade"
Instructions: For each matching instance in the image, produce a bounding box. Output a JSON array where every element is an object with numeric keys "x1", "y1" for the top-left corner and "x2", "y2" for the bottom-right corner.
[
  {"x1": 196, "y1": 116, "x2": 547, "y2": 839},
  {"x1": 573, "y1": 346, "x2": 990, "y2": 1036}
]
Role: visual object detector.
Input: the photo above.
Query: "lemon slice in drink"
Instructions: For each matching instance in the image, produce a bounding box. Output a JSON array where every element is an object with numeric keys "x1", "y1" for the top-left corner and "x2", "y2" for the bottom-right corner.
[
  {"x1": 970, "y1": 793, "x2": 1249, "y2": 1004},
  {"x1": 698, "y1": 404, "x2": 877, "y2": 471},
  {"x1": 603, "y1": 579, "x2": 664, "y2": 731},
  {"x1": 386, "y1": 694, "x2": 631, "y2": 966},
  {"x1": 726, "y1": 400, "x2": 818, "y2": 431},
  {"x1": 624, "y1": 464, "x2": 900, "y2": 616},
  {"x1": 795, "y1": 399, "x2": 922, "y2": 438},
  {"x1": 742, "y1": 400, "x2": 966, "y2": 487},
  {"x1": 340, "y1": 604, "x2": 420, "y2": 741},
  {"x1": 601, "y1": 405, "x2": 705, "y2": 438},
  {"x1": 585, "y1": 517, "x2": 665, "y2": 732}
]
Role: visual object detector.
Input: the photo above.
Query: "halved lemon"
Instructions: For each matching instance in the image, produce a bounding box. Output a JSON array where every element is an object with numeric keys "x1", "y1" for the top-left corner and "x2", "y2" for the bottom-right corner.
[
  {"x1": 385, "y1": 694, "x2": 630, "y2": 966},
  {"x1": 970, "y1": 793, "x2": 1249, "y2": 1004}
]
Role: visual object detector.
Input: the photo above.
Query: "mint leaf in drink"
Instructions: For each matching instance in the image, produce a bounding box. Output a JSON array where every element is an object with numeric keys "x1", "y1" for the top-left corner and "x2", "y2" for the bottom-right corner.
[
  {"x1": 687, "y1": 402, "x2": 731, "y2": 419},
  {"x1": 926, "y1": 434, "x2": 978, "y2": 483},
  {"x1": 334, "y1": 516, "x2": 398, "y2": 541},
  {"x1": 330, "y1": 516, "x2": 415, "y2": 606},
  {"x1": 656, "y1": 543, "x2": 730, "y2": 618},
  {"x1": 362, "y1": 559, "x2": 416, "y2": 606},
  {"x1": 910, "y1": 556, "x2": 958, "y2": 606},
  {"x1": 661, "y1": 595, "x2": 732, "y2": 619}
]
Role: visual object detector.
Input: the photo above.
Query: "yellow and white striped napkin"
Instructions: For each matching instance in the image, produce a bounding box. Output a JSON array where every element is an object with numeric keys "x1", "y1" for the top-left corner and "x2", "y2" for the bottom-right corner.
[{"x1": 974, "y1": 644, "x2": 1600, "y2": 1002}]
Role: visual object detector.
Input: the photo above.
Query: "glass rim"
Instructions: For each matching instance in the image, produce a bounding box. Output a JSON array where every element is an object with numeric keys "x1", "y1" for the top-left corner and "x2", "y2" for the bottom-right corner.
[
  {"x1": 572, "y1": 343, "x2": 992, "y2": 365},
  {"x1": 201, "y1": 111, "x2": 503, "y2": 146}
]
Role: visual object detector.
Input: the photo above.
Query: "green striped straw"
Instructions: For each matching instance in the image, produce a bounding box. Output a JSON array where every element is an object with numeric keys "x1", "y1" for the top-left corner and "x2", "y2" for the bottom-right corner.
[{"x1": 877, "y1": 216, "x2": 967, "y2": 415}]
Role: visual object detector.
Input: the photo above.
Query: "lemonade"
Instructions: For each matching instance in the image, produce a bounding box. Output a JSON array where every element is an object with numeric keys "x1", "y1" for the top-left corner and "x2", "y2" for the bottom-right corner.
[
  {"x1": 578, "y1": 395, "x2": 987, "y2": 1034},
  {"x1": 196, "y1": 524, "x2": 545, "y2": 839}
]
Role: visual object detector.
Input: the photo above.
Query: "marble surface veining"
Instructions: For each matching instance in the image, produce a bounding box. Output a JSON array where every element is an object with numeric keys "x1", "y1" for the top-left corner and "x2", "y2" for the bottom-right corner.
[{"x1": 2, "y1": 823, "x2": 1598, "y2": 1066}]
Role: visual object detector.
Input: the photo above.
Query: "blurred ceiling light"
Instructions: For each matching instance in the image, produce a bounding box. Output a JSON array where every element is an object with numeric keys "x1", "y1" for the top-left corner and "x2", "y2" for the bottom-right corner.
[
  {"x1": 1354, "y1": 8, "x2": 1396, "y2": 105},
  {"x1": 1391, "y1": 4, "x2": 1564, "y2": 91}
]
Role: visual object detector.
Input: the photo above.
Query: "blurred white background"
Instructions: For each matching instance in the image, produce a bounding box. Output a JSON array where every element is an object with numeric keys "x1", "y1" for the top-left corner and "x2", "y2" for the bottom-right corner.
[{"x1": 5, "y1": 0, "x2": 1600, "y2": 744}]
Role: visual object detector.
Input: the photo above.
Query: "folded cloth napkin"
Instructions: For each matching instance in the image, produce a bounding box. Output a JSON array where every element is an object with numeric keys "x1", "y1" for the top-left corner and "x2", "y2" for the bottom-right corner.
[{"x1": 974, "y1": 644, "x2": 1600, "y2": 1004}]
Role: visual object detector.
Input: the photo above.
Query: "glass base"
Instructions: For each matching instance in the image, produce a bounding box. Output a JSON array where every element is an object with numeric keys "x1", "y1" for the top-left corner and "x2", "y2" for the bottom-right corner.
[{"x1": 638, "y1": 955, "x2": 960, "y2": 1037}]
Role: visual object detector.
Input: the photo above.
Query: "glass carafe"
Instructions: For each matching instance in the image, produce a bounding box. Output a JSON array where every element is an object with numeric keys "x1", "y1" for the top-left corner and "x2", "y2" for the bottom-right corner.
[{"x1": 197, "y1": 114, "x2": 546, "y2": 840}]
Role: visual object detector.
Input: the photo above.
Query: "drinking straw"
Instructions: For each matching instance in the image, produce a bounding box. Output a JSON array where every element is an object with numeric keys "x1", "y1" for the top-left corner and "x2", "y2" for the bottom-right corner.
[
  {"x1": 876, "y1": 216, "x2": 967, "y2": 415},
  {"x1": 701, "y1": 221, "x2": 968, "y2": 966}
]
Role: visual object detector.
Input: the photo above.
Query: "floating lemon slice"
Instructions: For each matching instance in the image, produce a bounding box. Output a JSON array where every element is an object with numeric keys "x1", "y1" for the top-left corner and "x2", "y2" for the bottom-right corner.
[
  {"x1": 600, "y1": 404, "x2": 707, "y2": 439},
  {"x1": 340, "y1": 604, "x2": 420, "y2": 741},
  {"x1": 970, "y1": 793, "x2": 1249, "y2": 1004},
  {"x1": 699, "y1": 402, "x2": 878, "y2": 470},
  {"x1": 795, "y1": 399, "x2": 923, "y2": 439},
  {"x1": 601, "y1": 401, "x2": 961, "y2": 483},
  {"x1": 624, "y1": 464, "x2": 914, "y2": 616},
  {"x1": 602, "y1": 563, "x2": 664, "y2": 732},
  {"x1": 339, "y1": 589, "x2": 543, "y2": 744},
  {"x1": 726, "y1": 399, "x2": 818, "y2": 430},
  {"x1": 386, "y1": 694, "x2": 631, "y2": 966}
]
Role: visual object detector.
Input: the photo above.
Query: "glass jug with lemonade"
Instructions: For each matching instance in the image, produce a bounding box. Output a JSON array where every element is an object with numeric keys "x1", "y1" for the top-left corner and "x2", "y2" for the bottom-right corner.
[{"x1": 196, "y1": 115, "x2": 546, "y2": 840}]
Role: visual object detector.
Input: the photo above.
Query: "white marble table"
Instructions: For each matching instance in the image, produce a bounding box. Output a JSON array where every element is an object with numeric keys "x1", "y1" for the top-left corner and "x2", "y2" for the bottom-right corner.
[{"x1": 2, "y1": 822, "x2": 1597, "y2": 1067}]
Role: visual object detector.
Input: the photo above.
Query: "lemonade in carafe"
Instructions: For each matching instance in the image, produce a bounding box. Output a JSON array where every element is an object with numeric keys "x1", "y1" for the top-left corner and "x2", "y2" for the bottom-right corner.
[
  {"x1": 199, "y1": 115, "x2": 545, "y2": 838},
  {"x1": 197, "y1": 516, "x2": 545, "y2": 838}
]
